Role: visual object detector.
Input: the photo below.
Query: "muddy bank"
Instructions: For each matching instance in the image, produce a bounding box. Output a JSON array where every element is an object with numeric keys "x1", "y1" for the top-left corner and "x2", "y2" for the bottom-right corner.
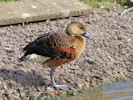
[{"x1": 0, "y1": 9, "x2": 133, "y2": 99}]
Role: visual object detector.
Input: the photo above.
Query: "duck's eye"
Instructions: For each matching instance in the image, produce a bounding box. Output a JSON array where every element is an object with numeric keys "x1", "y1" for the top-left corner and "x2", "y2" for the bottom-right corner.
[{"x1": 80, "y1": 27, "x2": 83, "y2": 29}]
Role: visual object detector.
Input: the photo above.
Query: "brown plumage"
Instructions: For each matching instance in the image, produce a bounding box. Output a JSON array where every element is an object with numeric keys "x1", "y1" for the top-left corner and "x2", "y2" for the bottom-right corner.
[{"x1": 20, "y1": 21, "x2": 91, "y2": 90}]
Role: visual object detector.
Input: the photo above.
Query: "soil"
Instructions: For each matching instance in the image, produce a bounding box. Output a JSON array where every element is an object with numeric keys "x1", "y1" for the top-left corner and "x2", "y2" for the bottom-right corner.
[{"x1": 0, "y1": 9, "x2": 133, "y2": 99}]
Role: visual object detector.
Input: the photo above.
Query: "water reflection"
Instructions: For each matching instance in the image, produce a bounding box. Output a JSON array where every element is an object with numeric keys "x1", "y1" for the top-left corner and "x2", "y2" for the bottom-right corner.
[
  {"x1": 111, "y1": 96, "x2": 133, "y2": 100},
  {"x1": 105, "y1": 82, "x2": 133, "y2": 88},
  {"x1": 66, "y1": 81, "x2": 133, "y2": 100},
  {"x1": 103, "y1": 88, "x2": 133, "y2": 94}
]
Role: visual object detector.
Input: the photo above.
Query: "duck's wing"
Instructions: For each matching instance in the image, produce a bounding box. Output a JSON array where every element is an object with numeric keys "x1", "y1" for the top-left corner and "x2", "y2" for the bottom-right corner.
[
  {"x1": 23, "y1": 33, "x2": 50, "y2": 51},
  {"x1": 21, "y1": 33, "x2": 76, "y2": 61}
]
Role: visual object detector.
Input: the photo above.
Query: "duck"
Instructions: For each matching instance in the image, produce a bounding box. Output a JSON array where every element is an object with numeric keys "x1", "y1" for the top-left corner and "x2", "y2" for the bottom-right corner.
[{"x1": 20, "y1": 21, "x2": 91, "y2": 91}]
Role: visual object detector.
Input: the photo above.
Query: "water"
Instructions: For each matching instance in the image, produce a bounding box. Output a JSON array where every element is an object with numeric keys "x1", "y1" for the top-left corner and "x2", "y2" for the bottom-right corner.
[{"x1": 66, "y1": 81, "x2": 133, "y2": 100}]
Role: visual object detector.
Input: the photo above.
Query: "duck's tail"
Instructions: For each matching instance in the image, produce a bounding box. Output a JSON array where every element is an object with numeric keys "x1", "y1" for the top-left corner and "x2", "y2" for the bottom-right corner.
[{"x1": 19, "y1": 55, "x2": 26, "y2": 61}]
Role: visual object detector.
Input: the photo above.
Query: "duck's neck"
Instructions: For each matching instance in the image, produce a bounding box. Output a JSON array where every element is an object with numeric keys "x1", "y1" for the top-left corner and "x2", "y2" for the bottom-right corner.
[
  {"x1": 74, "y1": 36, "x2": 86, "y2": 57},
  {"x1": 75, "y1": 35, "x2": 86, "y2": 43}
]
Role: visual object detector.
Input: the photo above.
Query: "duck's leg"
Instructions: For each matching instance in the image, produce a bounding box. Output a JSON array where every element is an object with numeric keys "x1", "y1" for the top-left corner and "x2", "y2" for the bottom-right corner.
[{"x1": 50, "y1": 67, "x2": 68, "y2": 91}]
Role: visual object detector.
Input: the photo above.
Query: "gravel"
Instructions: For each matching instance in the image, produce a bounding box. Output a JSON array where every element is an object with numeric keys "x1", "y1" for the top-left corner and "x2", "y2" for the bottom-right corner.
[{"x1": 0, "y1": 9, "x2": 133, "y2": 99}]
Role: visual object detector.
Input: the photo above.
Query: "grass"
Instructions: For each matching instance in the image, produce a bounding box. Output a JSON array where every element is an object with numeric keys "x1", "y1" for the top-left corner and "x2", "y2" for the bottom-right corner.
[
  {"x1": 80, "y1": 0, "x2": 127, "y2": 10},
  {"x1": 0, "y1": 0, "x2": 16, "y2": 2}
]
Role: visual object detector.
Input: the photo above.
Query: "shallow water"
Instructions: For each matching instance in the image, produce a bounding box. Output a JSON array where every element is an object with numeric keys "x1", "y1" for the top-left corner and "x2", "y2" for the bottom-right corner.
[{"x1": 66, "y1": 80, "x2": 133, "y2": 100}]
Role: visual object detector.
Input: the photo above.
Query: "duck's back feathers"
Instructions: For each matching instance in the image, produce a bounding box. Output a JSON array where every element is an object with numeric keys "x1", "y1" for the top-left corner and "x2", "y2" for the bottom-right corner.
[
  {"x1": 23, "y1": 33, "x2": 50, "y2": 51},
  {"x1": 20, "y1": 33, "x2": 77, "y2": 64}
]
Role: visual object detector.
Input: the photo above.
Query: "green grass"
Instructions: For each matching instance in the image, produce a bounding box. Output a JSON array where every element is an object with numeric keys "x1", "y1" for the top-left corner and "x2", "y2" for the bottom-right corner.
[
  {"x1": 0, "y1": 0, "x2": 16, "y2": 2},
  {"x1": 80, "y1": 0, "x2": 127, "y2": 10},
  {"x1": 80, "y1": 0, "x2": 127, "y2": 5}
]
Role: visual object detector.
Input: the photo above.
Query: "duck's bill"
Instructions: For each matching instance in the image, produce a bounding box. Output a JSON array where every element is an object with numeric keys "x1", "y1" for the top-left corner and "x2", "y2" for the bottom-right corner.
[{"x1": 82, "y1": 32, "x2": 92, "y2": 39}]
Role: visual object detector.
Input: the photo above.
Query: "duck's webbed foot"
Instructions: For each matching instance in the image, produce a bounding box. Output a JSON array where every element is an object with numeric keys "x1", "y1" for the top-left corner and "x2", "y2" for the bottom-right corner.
[
  {"x1": 53, "y1": 84, "x2": 68, "y2": 91},
  {"x1": 50, "y1": 67, "x2": 68, "y2": 91}
]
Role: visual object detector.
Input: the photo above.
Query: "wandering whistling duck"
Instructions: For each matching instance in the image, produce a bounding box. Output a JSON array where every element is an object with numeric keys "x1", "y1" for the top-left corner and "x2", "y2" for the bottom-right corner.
[{"x1": 20, "y1": 21, "x2": 91, "y2": 90}]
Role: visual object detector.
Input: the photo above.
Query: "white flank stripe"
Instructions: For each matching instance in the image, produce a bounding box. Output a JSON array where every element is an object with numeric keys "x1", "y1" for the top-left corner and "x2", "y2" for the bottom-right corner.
[{"x1": 26, "y1": 54, "x2": 50, "y2": 63}]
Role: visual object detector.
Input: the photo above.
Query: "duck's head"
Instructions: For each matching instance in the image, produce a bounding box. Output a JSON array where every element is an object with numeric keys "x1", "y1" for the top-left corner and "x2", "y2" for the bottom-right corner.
[{"x1": 66, "y1": 21, "x2": 91, "y2": 39}]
